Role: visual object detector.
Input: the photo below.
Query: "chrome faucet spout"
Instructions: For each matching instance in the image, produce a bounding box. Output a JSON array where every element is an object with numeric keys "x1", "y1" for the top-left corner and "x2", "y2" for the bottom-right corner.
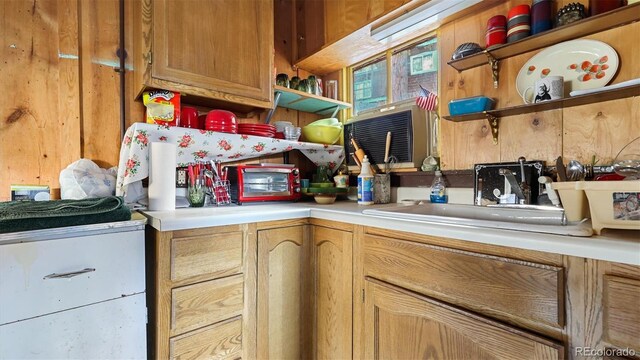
[{"x1": 499, "y1": 168, "x2": 526, "y2": 202}]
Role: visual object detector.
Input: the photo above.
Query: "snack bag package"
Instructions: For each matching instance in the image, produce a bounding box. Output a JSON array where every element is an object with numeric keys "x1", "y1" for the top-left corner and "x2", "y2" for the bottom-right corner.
[{"x1": 143, "y1": 90, "x2": 181, "y2": 126}]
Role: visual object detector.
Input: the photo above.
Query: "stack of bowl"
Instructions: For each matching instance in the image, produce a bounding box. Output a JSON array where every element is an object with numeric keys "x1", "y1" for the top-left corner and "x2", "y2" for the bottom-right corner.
[
  {"x1": 486, "y1": 15, "x2": 507, "y2": 49},
  {"x1": 205, "y1": 110, "x2": 237, "y2": 133},
  {"x1": 507, "y1": 4, "x2": 531, "y2": 43},
  {"x1": 302, "y1": 118, "x2": 343, "y2": 145}
]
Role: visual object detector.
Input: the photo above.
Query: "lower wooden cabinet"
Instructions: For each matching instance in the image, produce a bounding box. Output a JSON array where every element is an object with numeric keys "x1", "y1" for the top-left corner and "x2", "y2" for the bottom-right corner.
[
  {"x1": 256, "y1": 222, "x2": 354, "y2": 360},
  {"x1": 312, "y1": 225, "x2": 353, "y2": 360},
  {"x1": 148, "y1": 224, "x2": 256, "y2": 360},
  {"x1": 364, "y1": 279, "x2": 564, "y2": 360},
  {"x1": 257, "y1": 225, "x2": 312, "y2": 359}
]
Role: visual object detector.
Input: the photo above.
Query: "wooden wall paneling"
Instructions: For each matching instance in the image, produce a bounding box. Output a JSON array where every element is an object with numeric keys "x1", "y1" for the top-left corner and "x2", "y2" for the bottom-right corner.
[
  {"x1": 294, "y1": 0, "x2": 325, "y2": 61},
  {"x1": 80, "y1": 0, "x2": 122, "y2": 169},
  {"x1": 562, "y1": 97, "x2": 640, "y2": 165},
  {"x1": 0, "y1": 0, "x2": 80, "y2": 200},
  {"x1": 499, "y1": 110, "x2": 563, "y2": 164},
  {"x1": 449, "y1": 4, "x2": 509, "y2": 169},
  {"x1": 57, "y1": 0, "x2": 82, "y2": 189},
  {"x1": 275, "y1": 0, "x2": 294, "y2": 76},
  {"x1": 438, "y1": 23, "x2": 456, "y2": 170},
  {"x1": 124, "y1": 0, "x2": 145, "y2": 128}
]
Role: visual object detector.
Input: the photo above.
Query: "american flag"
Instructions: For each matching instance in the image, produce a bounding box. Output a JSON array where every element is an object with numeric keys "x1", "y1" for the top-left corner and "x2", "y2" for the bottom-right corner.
[{"x1": 415, "y1": 85, "x2": 438, "y2": 111}]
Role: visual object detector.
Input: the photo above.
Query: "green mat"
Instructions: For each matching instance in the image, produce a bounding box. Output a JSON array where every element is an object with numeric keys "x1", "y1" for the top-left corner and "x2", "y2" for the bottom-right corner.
[{"x1": 0, "y1": 196, "x2": 132, "y2": 234}]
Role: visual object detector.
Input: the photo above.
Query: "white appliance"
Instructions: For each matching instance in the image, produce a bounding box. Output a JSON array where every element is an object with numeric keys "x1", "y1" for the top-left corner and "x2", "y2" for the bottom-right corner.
[{"x1": 0, "y1": 221, "x2": 147, "y2": 359}]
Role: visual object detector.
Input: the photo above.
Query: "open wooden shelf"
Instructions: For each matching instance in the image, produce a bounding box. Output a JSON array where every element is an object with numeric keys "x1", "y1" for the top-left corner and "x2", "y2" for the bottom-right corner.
[
  {"x1": 447, "y1": 3, "x2": 640, "y2": 72},
  {"x1": 443, "y1": 83, "x2": 640, "y2": 122},
  {"x1": 273, "y1": 85, "x2": 351, "y2": 116}
]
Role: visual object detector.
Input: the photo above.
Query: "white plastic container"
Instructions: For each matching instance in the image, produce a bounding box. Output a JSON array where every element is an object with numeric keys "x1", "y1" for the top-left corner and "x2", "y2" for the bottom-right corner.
[
  {"x1": 358, "y1": 156, "x2": 374, "y2": 205},
  {"x1": 550, "y1": 181, "x2": 590, "y2": 222},
  {"x1": 576, "y1": 180, "x2": 640, "y2": 234}
]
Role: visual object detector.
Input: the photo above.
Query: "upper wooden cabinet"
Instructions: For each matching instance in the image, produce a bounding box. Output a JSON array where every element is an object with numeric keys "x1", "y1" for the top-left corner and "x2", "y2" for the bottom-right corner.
[
  {"x1": 295, "y1": 0, "x2": 408, "y2": 65},
  {"x1": 132, "y1": 0, "x2": 274, "y2": 110}
]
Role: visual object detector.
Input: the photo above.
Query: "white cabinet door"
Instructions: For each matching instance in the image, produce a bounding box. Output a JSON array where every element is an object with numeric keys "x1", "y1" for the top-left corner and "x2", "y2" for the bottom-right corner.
[
  {"x1": 0, "y1": 293, "x2": 146, "y2": 360},
  {"x1": 0, "y1": 230, "x2": 145, "y2": 324}
]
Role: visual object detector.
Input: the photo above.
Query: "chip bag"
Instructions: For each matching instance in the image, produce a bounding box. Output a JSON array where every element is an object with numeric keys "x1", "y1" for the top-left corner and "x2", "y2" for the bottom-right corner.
[{"x1": 143, "y1": 90, "x2": 180, "y2": 126}]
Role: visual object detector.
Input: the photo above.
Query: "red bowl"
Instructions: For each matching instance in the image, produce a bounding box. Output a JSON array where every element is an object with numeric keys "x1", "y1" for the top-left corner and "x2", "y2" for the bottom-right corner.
[{"x1": 206, "y1": 110, "x2": 237, "y2": 126}]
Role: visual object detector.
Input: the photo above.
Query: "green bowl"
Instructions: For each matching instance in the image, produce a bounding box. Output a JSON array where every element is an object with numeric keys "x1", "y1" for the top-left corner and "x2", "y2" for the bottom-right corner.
[{"x1": 302, "y1": 123, "x2": 343, "y2": 144}]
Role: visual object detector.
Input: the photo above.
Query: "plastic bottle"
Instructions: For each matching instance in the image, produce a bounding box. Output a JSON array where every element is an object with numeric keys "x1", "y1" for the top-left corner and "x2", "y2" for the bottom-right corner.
[
  {"x1": 430, "y1": 170, "x2": 448, "y2": 203},
  {"x1": 358, "y1": 156, "x2": 374, "y2": 205}
]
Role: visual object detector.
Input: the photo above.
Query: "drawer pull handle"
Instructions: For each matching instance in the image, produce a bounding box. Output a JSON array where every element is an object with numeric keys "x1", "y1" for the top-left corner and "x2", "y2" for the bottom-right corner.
[{"x1": 43, "y1": 268, "x2": 96, "y2": 280}]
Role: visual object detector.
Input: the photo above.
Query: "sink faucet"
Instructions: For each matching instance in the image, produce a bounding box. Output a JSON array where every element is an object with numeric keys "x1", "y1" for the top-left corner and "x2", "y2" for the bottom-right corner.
[{"x1": 499, "y1": 157, "x2": 531, "y2": 204}]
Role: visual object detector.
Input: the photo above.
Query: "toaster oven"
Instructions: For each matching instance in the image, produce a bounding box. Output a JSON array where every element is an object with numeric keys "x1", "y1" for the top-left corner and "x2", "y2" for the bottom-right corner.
[{"x1": 225, "y1": 164, "x2": 302, "y2": 205}]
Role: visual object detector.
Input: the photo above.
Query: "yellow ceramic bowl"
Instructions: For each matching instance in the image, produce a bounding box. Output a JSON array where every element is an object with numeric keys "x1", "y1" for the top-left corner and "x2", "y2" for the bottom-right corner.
[
  {"x1": 307, "y1": 118, "x2": 340, "y2": 126},
  {"x1": 302, "y1": 123, "x2": 342, "y2": 144}
]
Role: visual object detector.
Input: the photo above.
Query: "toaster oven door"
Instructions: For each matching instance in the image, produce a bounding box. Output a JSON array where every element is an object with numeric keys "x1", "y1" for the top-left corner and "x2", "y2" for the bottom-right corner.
[{"x1": 242, "y1": 170, "x2": 291, "y2": 197}]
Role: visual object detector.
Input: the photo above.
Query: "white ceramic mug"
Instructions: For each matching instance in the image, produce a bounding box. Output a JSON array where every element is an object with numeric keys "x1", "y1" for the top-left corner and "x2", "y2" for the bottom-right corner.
[{"x1": 522, "y1": 76, "x2": 564, "y2": 104}]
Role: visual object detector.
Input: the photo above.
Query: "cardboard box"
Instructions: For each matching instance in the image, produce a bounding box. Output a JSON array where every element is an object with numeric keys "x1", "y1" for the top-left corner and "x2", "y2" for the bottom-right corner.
[{"x1": 10, "y1": 185, "x2": 50, "y2": 201}]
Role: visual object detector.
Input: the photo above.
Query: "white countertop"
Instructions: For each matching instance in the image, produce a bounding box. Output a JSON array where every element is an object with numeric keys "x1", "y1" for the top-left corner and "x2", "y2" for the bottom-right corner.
[{"x1": 141, "y1": 201, "x2": 640, "y2": 266}]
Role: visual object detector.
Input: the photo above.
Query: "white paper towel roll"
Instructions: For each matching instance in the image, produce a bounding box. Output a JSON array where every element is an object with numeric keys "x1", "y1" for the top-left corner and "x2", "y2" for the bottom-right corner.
[{"x1": 148, "y1": 142, "x2": 176, "y2": 210}]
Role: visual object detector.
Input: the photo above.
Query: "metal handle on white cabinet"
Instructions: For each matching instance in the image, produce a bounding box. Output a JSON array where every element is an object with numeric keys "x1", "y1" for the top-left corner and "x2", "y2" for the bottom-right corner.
[{"x1": 43, "y1": 268, "x2": 96, "y2": 280}]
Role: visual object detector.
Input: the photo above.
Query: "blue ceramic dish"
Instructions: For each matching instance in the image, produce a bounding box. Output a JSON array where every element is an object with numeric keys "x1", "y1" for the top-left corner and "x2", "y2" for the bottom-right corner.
[{"x1": 448, "y1": 96, "x2": 495, "y2": 116}]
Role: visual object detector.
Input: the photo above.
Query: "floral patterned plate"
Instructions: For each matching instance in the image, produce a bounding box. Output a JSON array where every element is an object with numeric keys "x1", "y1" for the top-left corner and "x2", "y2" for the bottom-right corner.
[{"x1": 516, "y1": 39, "x2": 619, "y2": 103}]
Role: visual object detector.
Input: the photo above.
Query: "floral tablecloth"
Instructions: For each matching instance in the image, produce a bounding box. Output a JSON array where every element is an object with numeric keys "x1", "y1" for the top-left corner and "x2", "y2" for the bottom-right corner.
[{"x1": 116, "y1": 123, "x2": 345, "y2": 196}]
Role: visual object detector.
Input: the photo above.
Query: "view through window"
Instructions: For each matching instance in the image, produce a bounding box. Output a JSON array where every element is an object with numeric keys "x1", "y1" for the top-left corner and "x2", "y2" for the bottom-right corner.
[{"x1": 351, "y1": 35, "x2": 437, "y2": 115}]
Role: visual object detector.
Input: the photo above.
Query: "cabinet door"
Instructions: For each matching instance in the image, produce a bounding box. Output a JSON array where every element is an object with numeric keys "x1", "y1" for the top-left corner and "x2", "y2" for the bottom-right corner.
[
  {"x1": 257, "y1": 225, "x2": 312, "y2": 360},
  {"x1": 151, "y1": 0, "x2": 273, "y2": 107},
  {"x1": 312, "y1": 226, "x2": 353, "y2": 360},
  {"x1": 364, "y1": 279, "x2": 564, "y2": 360}
]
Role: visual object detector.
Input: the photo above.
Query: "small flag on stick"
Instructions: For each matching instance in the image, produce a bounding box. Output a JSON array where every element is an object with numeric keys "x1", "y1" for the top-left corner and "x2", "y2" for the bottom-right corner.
[{"x1": 415, "y1": 85, "x2": 438, "y2": 111}]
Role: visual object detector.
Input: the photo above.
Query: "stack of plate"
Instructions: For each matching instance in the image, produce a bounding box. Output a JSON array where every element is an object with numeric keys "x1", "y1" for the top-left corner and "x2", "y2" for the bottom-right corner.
[{"x1": 237, "y1": 123, "x2": 276, "y2": 138}]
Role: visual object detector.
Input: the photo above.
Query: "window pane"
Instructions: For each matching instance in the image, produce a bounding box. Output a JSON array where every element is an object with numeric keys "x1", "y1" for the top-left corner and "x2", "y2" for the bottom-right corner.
[
  {"x1": 353, "y1": 58, "x2": 387, "y2": 114},
  {"x1": 391, "y1": 36, "x2": 438, "y2": 102}
]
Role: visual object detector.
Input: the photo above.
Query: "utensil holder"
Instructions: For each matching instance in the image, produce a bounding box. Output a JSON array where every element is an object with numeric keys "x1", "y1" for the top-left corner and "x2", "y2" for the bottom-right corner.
[{"x1": 374, "y1": 174, "x2": 391, "y2": 204}]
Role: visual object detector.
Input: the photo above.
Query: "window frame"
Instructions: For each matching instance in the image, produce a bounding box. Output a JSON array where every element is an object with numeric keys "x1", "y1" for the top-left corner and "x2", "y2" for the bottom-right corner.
[{"x1": 346, "y1": 31, "x2": 440, "y2": 119}]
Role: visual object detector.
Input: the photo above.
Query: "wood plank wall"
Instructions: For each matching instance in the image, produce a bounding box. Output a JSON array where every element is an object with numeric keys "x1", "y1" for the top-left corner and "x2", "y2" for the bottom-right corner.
[
  {"x1": 0, "y1": 0, "x2": 324, "y2": 201},
  {"x1": 439, "y1": 0, "x2": 640, "y2": 170}
]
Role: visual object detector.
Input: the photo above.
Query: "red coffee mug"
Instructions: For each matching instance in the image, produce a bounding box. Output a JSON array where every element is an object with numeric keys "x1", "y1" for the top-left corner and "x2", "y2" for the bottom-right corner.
[{"x1": 181, "y1": 106, "x2": 199, "y2": 129}]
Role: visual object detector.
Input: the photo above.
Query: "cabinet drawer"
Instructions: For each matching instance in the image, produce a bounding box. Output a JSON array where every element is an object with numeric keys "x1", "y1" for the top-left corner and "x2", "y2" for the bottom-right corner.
[
  {"x1": 0, "y1": 230, "x2": 144, "y2": 325},
  {"x1": 171, "y1": 274, "x2": 244, "y2": 336},
  {"x1": 604, "y1": 275, "x2": 640, "y2": 350},
  {"x1": 171, "y1": 232, "x2": 243, "y2": 283},
  {"x1": 170, "y1": 317, "x2": 242, "y2": 360},
  {"x1": 364, "y1": 234, "x2": 564, "y2": 328}
]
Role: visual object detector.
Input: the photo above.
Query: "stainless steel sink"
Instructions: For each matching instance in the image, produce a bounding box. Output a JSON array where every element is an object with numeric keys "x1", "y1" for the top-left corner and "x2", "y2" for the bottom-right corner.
[{"x1": 363, "y1": 203, "x2": 593, "y2": 237}]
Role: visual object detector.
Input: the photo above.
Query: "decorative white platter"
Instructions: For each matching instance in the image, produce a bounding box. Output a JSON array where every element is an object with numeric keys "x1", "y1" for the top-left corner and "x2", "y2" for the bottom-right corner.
[{"x1": 516, "y1": 39, "x2": 619, "y2": 103}]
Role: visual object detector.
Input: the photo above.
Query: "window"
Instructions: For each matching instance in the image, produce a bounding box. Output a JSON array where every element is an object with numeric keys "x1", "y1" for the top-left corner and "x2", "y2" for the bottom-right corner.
[
  {"x1": 352, "y1": 58, "x2": 387, "y2": 114},
  {"x1": 350, "y1": 35, "x2": 438, "y2": 114}
]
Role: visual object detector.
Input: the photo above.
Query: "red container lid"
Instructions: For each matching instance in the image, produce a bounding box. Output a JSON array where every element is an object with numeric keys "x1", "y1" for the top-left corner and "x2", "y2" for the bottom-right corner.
[
  {"x1": 487, "y1": 15, "x2": 507, "y2": 28},
  {"x1": 508, "y1": 4, "x2": 530, "y2": 19}
]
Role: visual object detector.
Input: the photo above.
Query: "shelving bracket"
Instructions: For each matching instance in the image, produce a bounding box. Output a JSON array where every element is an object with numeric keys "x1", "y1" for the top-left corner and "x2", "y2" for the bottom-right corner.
[
  {"x1": 264, "y1": 91, "x2": 282, "y2": 124},
  {"x1": 486, "y1": 53, "x2": 499, "y2": 88},
  {"x1": 485, "y1": 113, "x2": 499, "y2": 145}
]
